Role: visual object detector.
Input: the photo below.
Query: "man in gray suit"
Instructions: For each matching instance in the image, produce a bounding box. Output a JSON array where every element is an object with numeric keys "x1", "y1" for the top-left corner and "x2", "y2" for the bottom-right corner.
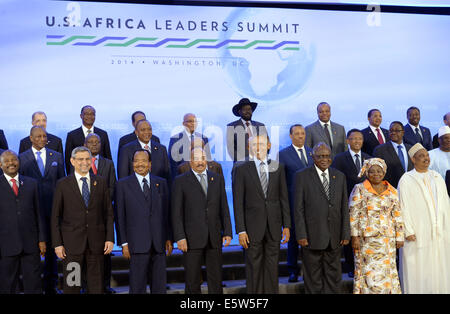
[
  {"x1": 294, "y1": 142, "x2": 350, "y2": 294},
  {"x1": 305, "y1": 102, "x2": 347, "y2": 159}
]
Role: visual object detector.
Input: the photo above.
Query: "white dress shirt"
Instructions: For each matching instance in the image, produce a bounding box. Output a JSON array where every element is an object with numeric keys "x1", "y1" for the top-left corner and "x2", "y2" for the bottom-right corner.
[
  {"x1": 254, "y1": 157, "x2": 269, "y2": 182},
  {"x1": 32, "y1": 146, "x2": 46, "y2": 167},
  {"x1": 135, "y1": 172, "x2": 151, "y2": 192},
  {"x1": 192, "y1": 169, "x2": 208, "y2": 189},
  {"x1": 4, "y1": 173, "x2": 20, "y2": 190}
]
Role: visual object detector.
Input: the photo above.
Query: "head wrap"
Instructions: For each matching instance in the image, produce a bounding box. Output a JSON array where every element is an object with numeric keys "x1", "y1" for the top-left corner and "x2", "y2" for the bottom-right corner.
[
  {"x1": 408, "y1": 143, "x2": 426, "y2": 159},
  {"x1": 357, "y1": 158, "x2": 387, "y2": 178}
]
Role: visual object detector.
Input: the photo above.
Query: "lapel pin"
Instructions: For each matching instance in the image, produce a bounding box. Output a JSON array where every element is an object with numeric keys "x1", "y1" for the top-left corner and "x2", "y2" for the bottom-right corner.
[
  {"x1": 21, "y1": 181, "x2": 24, "y2": 186},
  {"x1": 333, "y1": 176, "x2": 336, "y2": 179},
  {"x1": 211, "y1": 177, "x2": 214, "y2": 181},
  {"x1": 93, "y1": 181, "x2": 97, "y2": 186},
  {"x1": 50, "y1": 152, "x2": 53, "y2": 156},
  {"x1": 156, "y1": 183, "x2": 159, "y2": 187},
  {"x1": 154, "y1": 146, "x2": 158, "y2": 150}
]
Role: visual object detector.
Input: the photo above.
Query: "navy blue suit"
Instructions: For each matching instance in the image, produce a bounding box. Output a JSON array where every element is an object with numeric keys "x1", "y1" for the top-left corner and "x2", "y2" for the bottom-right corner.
[
  {"x1": 278, "y1": 145, "x2": 313, "y2": 278},
  {"x1": 115, "y1": 174, "x2": 170, "y2": 294},
  {"x1": 19, "y1": 148, "x2": 65, "y2": 292},
  {"x1": 0, "y1": 175, "x2": 45, "y2": 294},
  {"x1": 0, "y1": 130, "x2": 8, "y2": 150},
  {"x1": 403, "y1": 124, "x2": 433, "y2": 151}
]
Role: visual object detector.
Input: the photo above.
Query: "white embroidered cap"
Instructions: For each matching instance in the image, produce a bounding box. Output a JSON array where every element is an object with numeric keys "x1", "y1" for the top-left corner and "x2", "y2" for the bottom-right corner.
[{"x1": 408, "y1": 143, "x2": 426, "y2": 159}]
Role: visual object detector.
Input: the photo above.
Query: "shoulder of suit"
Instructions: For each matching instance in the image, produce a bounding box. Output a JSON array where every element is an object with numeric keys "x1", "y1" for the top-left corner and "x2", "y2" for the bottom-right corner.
[
  {"x1": 329, "y1": 167, "x2": 345, "y2": 178},
  {"x1": 93, "y1": 126, "x2": 108, "y2": 134},
  {"x1": 227, "y1": 120, "x2": 240, "y2": 126},
  {"x1": 150, "y1": 173, "x2": 167, "y2": 184},
  {"x1": 330, "y1": 121, "x2": 345, "y2": 129}
]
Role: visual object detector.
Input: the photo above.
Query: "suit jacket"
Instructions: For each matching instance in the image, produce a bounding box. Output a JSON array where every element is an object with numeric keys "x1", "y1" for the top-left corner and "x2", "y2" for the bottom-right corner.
[
  {"x1": 446, "y1": 170, "x2": 450, "y2": 197},
  {"x1": 177, "y1": 160, "x2": 223, "y2": 177},
  {"x1": 91, "y1": 155, "x2": 116, "y2": 200},
  {"x1": 117, "y1": 139, "x2": 170, "y2": 183},
  {"x1": 0, "y1": 175, "x2": 45, "y2": 256},
  {"x1": 0, "y1": 130, "x2": 8, "y2": 150},
  {"x1": 226, "y1": 119, "x2": 267, "y2": 162},
  {"x1": 403, "y1": 124, "x2": 433, "y2": 151},
  {"x1": 278, "y1": 145, "x2": 313, "y2": 209},
  {"x1": 19, "y1": 133, "x2": 63, "y2": 155},
  {"x1": 0, "y1": 148, "x2": 4, "y2": 175},
  {"x1": 232, "y1": 159, "x2": 291, "y2": 242},
  {"x1": 65, "y1": 126, "x2": 112, "y2": 173},
  {"x1": 305, "y1": 120, "x2": 347, "y2": 158},
  {"x1": 373, "y1": 141, "x2": 413, "y2": 188},
  {"x1": 433, "y1": 133, "x2": 439, "y2": 149},
  {"x1": 331, "y1": 150, "x2": 372, "y2": 197},
  {"x1": 294, "y1": 166, "x2": 350, "y2": 250},
  {"x1": 168, "y1": 131, "x2": 211, "y2": 180},
  {"x1": 19, "y1": 148, "x2": 65, "y2": 219},
  {"x1": 172, "y1": 170, "x2": 232, "y2": 249},
  {"x1": 361, "y1": 126, "x2": 389, "y2": 156},
  {"x1": 117, "y1": 132, "x2": 160, "y2": 165},
  {"x1": 51, "y1": 174, "x2": 114, "y2": 255},
  {"x1": 115, "y1": 174, "x2": 170, "y2": 254}
]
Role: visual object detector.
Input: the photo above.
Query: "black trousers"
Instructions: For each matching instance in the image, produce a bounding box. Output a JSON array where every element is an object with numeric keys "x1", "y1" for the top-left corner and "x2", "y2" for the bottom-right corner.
[
  {"x1": 0, "y1": 252, "x2": 42, "y2": 294},
  {"x1": 129, "y1": 245, "x2": 167, "y2": 294},
  {"x1": 183, "y1": 238, "x2": 223, "y2": 294},
  {"x1": 302, "y1": 243, "x2": 342, "y2": 294}
]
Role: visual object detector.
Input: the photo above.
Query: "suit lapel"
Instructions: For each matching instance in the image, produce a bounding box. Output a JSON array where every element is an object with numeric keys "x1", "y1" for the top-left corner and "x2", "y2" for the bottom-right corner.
[
  {"x1": 187, "y1": 171, "x2": 207, "y2": 200},
  {"x1": 1, "y1": 174, "x2": 16, "y2": 198},
  {"x1": 69, "y1": 175, "x2": 87, "y2": 209},
  {"x1": 288, "y1": 145, "x2": 304, "y2": 168},
  {"x1": 345, "y1": 151, "x2": 358, "y2": 175},
  {"x1": 315, "y1": 121, "x2": 329, "y2": 143},
  {"x1": 248, "y1": 161, "x2": 266, "y2": 199},
  {"x1": 129, "y1": 174, "x2": 148, "y2": 208},
  {"x1": 328, "y1": 168, "x2": 336, "y2": 203},
  {"x1": 266, "y1": 160, "x2": 279, "y2": 197},
  {"x1": 311, "y1": 166, "x2": 330, "y2": 201},
  {"x1": 43, "y1": 150, "x2": 54, "y2": 177},
  {"x1": 206, "y1": 170, "x2": 215, "y2": 202},
  {"x1": 97, "y1": 156, "x2": 105, "y2": 176},
  {"x1": 88, "y1": 175, "x2": 98, "y2": 207},
  {"x1": 26, "y1": 150, "x2": 42, "y2": 178}
]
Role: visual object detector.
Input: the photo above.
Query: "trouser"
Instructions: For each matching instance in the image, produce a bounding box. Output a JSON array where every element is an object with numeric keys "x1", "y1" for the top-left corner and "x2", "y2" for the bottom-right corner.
[
  {"x1": 0, "y1": 252, "x2": 42, "y2": 294},
  {"x1": 129, "y1": 246, "x2": 167, "y2": 294}
]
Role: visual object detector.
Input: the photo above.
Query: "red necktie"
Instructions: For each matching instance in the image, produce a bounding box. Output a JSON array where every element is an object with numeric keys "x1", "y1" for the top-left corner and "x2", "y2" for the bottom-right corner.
[
  {"x1": 10, "y1": 178, "x2": 18, "y2": 196},
  {"x1": 91, "y1": 157, "x2": 97, "y2": 175},
  {"x1": 376, "y1": 128, "x2": 384, "y2": 144}
]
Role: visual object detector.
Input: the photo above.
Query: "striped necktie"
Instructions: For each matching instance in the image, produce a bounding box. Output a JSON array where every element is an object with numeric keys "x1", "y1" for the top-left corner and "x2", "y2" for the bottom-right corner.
[
  {"x1": 80, "y1": 177, "x2": 90, "y2": 207},
  {"x1": 321, "y1": 172, "x2": 330, "y2": 200},
  {"x1": 260, "y1": 161, "x2": 268, "y2": 197}
]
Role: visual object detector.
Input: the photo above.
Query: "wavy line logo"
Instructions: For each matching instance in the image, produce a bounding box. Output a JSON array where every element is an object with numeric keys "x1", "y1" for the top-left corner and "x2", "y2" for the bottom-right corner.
[{"x1": 46, "y1": 35, "x2": 299, "y2": 50}]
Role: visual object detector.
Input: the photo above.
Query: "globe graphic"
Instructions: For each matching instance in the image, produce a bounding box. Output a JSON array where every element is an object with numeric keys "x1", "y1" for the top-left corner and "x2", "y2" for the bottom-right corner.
[{"x1": 218, "y1": 8, "x2": 316, "y2": 104}]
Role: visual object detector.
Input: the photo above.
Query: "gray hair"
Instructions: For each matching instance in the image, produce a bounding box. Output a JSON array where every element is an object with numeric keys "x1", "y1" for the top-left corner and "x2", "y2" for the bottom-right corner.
[
  {"x1": 71, "y1": 146, "x2": 92, "y2": 159},
  {"x1": 312, "y1": 142, "x2": 331, "y2": 156},
  {"x1": 0, "y1": 149, "x2": 18, "y2": 164},
  {"x1": 32, "y1": 111, "x2": 47, "y2": 122},
  {"x1": 84, "y1": 132, "x2": 101, "y2": 144}
]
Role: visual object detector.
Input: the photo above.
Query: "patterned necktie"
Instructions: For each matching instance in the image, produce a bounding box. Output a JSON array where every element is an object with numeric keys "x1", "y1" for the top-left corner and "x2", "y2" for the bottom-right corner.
[
  {"x1": 91, "y1": 157, "x2": 97, "y2": 175},
  {"x1": 415, "y1": 127, "x2": 423, "y2": 144},
  {"x1": 142, "y1": 177, "x2": 151, "y2": 201},
  {"x1": 376, "y1": 128, "x2": 384, "y2": 144},
  {"x1": 321, "y1": 172, "x2": 330, "y2": 200},
  {"x1": 245, "y1": 121, "x2": 253, "y2": 137},
  {"x1": 80, "y1": 177, "x2": 90, "y2": 207},
  {"x1": 199, "y1": 173, "x2": 207, "y2": 196},
  {"x1": 324, "y1": 123, "x2": 333, "y2": 149},
  {"x1": 87, "y1": 129, "x2": 92, "y2": 135},
  {"x1": 144, "y1": 144, "x2": 150, "y2": 151},
  {"x1": 259, "y1": 161, "x2": 268, "y2": 197},
  {"x1": 10, "y1": 178, "x2": 18, "y2": 197},
  {"x1": 36, "y1": 151, "x2": 45, "y2": 176},
  {"x1": 397, "y1": 145, "x2": 406, "y2": 171},
  {"x1": 298, "y1": 148, "x2": 307, "y2": 166},
  {"x1": 355, "y1": 154, "x2": 361, "y2": 173}
]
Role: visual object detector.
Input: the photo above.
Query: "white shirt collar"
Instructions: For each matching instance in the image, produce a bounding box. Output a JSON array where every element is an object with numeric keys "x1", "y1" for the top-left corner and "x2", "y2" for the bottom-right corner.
[
  {"x1": 314, "y1": 164, "x2": 329, "y2": 177},
  {"x1": 241, "y1": 119, "x2": 252, "y2": 126},
  {"x1": 4, "y1": 173, "x2": 19, "y2": 183},
  {"x1": 82, "y1": 124, "x2": 94, "y2": 136},
  {"x1": 292, "y1": 144, "x2": 305, "y2": 151},
  {"x1": 31, "y1": 146, "x2": 46, "y2": 155},
  {"x1": 369, "y1": 124, "x2": 382, "y2": 133},
  {"x1": 318, "y1": 120, "x2": 331, "y2": 127},
  {"x1": 192, "y1": 169, "x2": 207, "y2": 177},
  {"x1": 74, "y1": 171, "x2": 90, "y2": 182},
  {"x1": 138, "y1": 139, "x2": 150, "y2": 149},
  {"x1": 184, "y1": 128, "x2": 195, "y2": 139},
  {"x1": 348, "y1": 147, "x2": 361, "y2": 158},
  {"x1": 135, "y1": 172, "x2": 150, "y2": 184},
  {"x1": 408, "y1": 123, "x2": 420, "y2": 129}
]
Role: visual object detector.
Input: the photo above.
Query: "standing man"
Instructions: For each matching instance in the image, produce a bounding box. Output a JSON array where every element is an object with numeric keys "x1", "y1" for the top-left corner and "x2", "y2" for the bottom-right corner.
[
  {"x1": 84, "y1": 133, "x2": 117, "y2": 294},
  {"x1": 432, "y1": 112, "x2": 450, "y2": 148},
  {"x1": 403, "y1": 106, "x2": 433, "y2": 150},
  {"x1": 277, "y1": 124, "x2": 313, "y2": 283},
  {"x1": 51, "y1": 146, "x2": 114, "y2": 294},
  {"x1": 19, "y1": 126, "x2": 65, "y2": 294},
  {"x1": 118, "y1": 120, "x2": 170, "y2": 183},
  {"x1": 233, "y1": 135, "x2": 291, "y2": 294},
  {"x1": 294, "y1": 143, "x2": 350, "y2": 294},
  {"x1": 305, "y1": 102, "x2": 347, "y2": 159},
  {"x1": 0, "y1": 150, "x2": 46, "y2": 294},
  {"x1": 115, "y1": 149, "x2": 172, "y2": 294},
  {"x1": 226, "y1": 98, "x2": 267, "y2": 162},
  {"x1": 168, "y1": 113, "x2": 211, "y2": 180},
  {"x1": 65, "y1": 105, "x2": 112, "y2": 173},
  {"x1": 361, "y1": 109, "x2": 390, "y2": 156},
  {"x1": 172, "y1": 147, "x2": 232, "y2": 294},
  {"x1": 373, "y1": 121, "x2": 413, "y2": 188},
  {"x1": 19, "y1": 111, "x2": 63, "y2": 155},
  {"x1": 177, "y1": 138, "x2": 223, "y2": 177},
  {"x1": 428, "y1": 126, "x2": 450, "y2": 179},
  {"x1": 331, "y1": 128, "x2": 371, "y2": 277},
  {"x1": 398, "y1": 143, "x2": 450, "y2": 293}
]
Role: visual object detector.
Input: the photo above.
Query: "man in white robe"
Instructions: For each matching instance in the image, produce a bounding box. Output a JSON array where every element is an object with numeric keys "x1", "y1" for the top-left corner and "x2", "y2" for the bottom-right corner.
[
  {"x1": 429, "y1": 126, "x2": 450, "y2": 179},
  {"x1": 398, "y1": 143, "x2": 450, "y2": 294}
]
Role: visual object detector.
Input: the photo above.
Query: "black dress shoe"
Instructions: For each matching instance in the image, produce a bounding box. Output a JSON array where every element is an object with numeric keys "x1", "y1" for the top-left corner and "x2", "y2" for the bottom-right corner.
[
  {"x1": 104, "y1": 287, "x2": 117, "y2": 294},
  {"x1": 44, "y1": 288, "x2": 62, "y2": 295},
  {"x1": 348, "y1": 271, "x2": 354, "y2": 278},
  {"x1": 288, "y1": 274, "x2": 298, "y2": 283}
]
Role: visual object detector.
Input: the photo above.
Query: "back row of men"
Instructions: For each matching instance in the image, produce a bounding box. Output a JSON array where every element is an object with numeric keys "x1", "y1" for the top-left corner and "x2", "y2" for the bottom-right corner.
[{"x1": 0, "y1": 99, "x2": 449, "y2": 295}]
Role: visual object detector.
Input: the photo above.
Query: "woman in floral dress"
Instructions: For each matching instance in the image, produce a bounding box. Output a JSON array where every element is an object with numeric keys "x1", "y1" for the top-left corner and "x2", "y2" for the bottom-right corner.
[{"x1": 349, "y1": 158, "x2": 405, "y2": 294}]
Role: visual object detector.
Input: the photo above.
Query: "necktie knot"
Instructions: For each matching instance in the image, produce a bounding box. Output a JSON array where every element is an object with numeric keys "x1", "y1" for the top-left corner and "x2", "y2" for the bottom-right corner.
[
  {"x1": 87, "y1": 129, "x2": 92, "y2": 134},
  {"x1": 144, "y1": 144, "x2": 150, "y2": 151},
  {"x1": 80, "y1": 177, "x2": 88, "y2": 183}
]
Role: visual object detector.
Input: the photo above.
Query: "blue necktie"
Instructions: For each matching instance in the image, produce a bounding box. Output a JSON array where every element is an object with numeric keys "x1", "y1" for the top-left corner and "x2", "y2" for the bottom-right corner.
[
  {"x1": 415, "y1": 127, "x2": 423, "y2": 144},
  {"x1": 298, "y1": 148, "x2": 307, "y2": 167},
  {"x1": 80, "y1": 177, "x2": 90, "y2": 207},
  {"x1": 142, "y1": 177, "x2": 151, "y2": 201},
  {"x1": 397, "y1": 145, "x2": 406, "y2": 171},
  {"x1": 36, "y1": 151, "x2": 45, "y2": 176}
]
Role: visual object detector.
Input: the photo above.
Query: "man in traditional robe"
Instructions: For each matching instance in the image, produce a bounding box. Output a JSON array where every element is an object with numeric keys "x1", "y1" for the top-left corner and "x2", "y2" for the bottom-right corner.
[
  {"x1": 398, "y1": 143, "x2": 450, "y2": 294},
  {"x1": 428, "y1": 126, "x2": 450, "y2": 179}
]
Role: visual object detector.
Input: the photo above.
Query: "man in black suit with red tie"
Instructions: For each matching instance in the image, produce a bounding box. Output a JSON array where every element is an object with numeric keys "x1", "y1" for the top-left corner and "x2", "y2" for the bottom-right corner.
[
  {"x1": 51, "y1": 146, "x2": 114, "y2": 294},
  {"x1": 65, "y1": 105, "x2": 112, "y2": 174},
  {"x1": 0, "y1": 150, "x2": 46, "y2": 294},
  {"x1": 0, "y1": 129, "x2": 8, "y2": 150},
  {"x1": 19, "y1": 126, "x2": 65, "y2": 294},
  {"x1": 172, "y1": 147, "x2": 232, "y2": 294},
  {"x1": 19, "y1": 111, "x2": 63, "y2": 155},
  {"x1": 361, "y1": 109, "x2": 389, "y2": 156}
]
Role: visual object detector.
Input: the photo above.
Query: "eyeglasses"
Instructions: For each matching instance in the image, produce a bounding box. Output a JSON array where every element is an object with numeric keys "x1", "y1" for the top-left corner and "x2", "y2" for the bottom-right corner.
[
  {"x1": 314, "y1": 155, "x2": 331, "y2": 160},
  {"x1": 74, "y1": 158, "x2": 91, "y2": 162}
]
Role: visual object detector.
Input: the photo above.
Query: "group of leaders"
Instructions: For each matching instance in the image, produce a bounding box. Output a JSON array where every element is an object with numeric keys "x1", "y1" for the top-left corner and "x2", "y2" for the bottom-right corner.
[{"x1": 0, "y1": 98, "x2": 449, "y2": 294}]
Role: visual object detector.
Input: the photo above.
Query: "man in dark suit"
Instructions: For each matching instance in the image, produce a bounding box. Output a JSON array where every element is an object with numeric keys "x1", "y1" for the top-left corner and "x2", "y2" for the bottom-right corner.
[
  {"x1": 117, "y1": 111, "x2": 160, "y2": 163},
  {"x1": 172, "y1": 147, "x2": 232, "y2": 294},
  {"x1": 51, "y1": 146, "x2": 114, "y2": 294},
  {"x1": 118, "y1": 120, "x2": 170, "y2": 183},
  {"x1": 116, "y1": 149, "x2": 172, "y2": 294},
  {"x1": 0, "y1": 129, "x2": 8, "y2": 150},
  {"x1": 19, "y1": 126, "x2": 65, "y2": 294},
  {"x1": 403, "y1": 106, "x2": 433, "y2": 151},
  {"x1": 361, "y1": 109, "x2": 390, "y2": 156},
  {"x1": 84, "y1": 133, "x2": 117, "y2": 294},
  {"x1": 294, "y1": 143, "x2": 350, "y2": 294},
  {"x1": 432, "y1": 112, "x2": 450, "y2": 148},
  {"x1": 373, "y1": 121, "x2": 413, "y2": 188},
  {"x1": 446, "y1": 170, "x2": 450, "y2": 197},
  {"x1": 169, "y1": 113, "x2": 211, "y2": 180},
  {"x1": 331, "y1": 128, "x2": 371, "y2": 278},
  {"x1": 226, "y1": 98, "x2": 267, "y2": 162},
  {"x1": 305, "y1": 102, "x2": 347, "y2": 159},
  {"x1": 233, "y1": 135, "x2": 291, "y2": 293},
  {"x1": 0, "y1": 150, "x2": 46, "y2": 294},
  {"x1": 19, "y1": 111, "x2": 63, "y2": 155},
  {"x1": 277, "y1": 124, "x2": 313, "y2": 283},
  {"x1": 65, "y1": 105, "x2": 112, "y2": 173}
]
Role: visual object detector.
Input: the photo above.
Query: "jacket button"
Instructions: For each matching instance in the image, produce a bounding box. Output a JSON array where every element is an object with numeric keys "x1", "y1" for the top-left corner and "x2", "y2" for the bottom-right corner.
[{"x1": 86, "y1": 224, "x2": 88, "y2": 228}]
